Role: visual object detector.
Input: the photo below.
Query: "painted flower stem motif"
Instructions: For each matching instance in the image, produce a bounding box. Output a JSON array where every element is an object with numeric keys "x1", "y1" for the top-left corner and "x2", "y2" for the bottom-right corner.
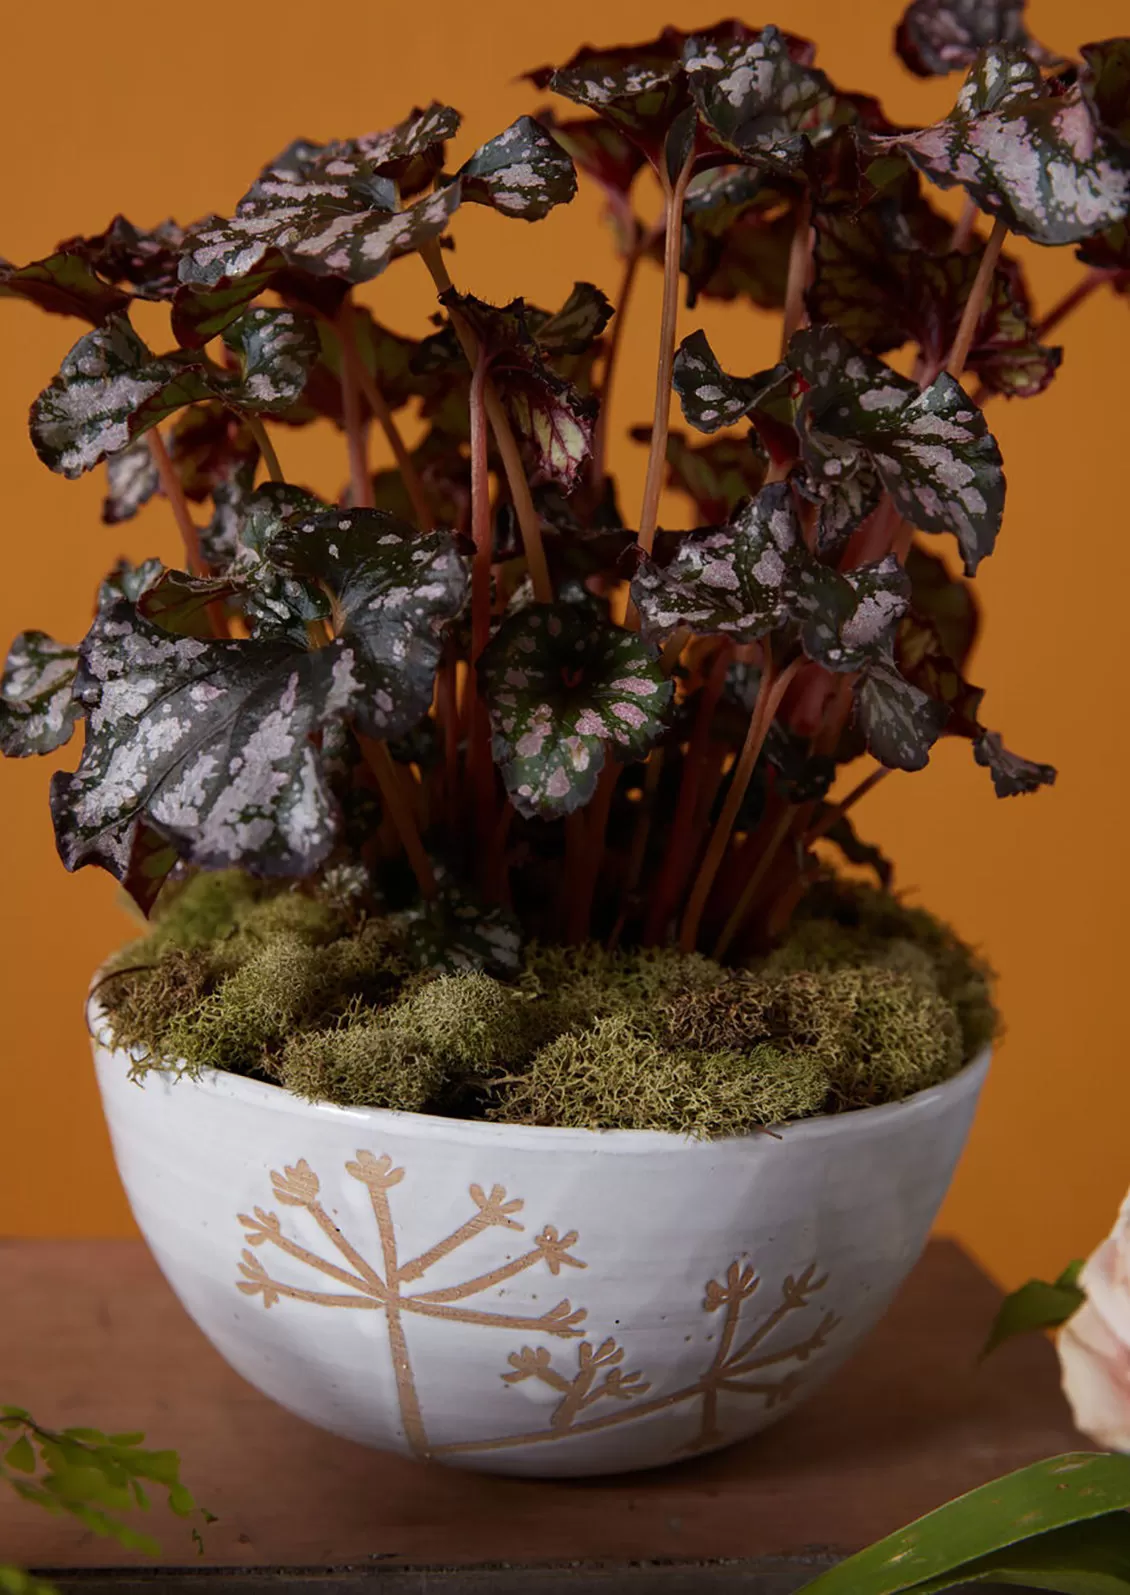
[{"x1": 236, "y1": 1152, "x2": 839, "y2": 1462}]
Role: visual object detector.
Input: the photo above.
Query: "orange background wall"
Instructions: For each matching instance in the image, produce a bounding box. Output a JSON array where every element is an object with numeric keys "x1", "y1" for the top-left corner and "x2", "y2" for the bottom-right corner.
[{"x1": 1, "y1": 0, "x2": 1126, "y2": 1289}]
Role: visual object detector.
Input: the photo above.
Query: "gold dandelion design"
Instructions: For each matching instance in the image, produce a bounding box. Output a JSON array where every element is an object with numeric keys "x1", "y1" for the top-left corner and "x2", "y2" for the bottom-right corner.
[{"x1": 235, "y1": 1150, "x2": 840, "y2": 1460}]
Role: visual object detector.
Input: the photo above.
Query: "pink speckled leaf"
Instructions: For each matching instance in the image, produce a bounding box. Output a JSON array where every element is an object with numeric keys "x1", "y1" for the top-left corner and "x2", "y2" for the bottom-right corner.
[
  {"x1": 973, "y1": 728, "x2": 1056, "y2": 795},
  {"x1": 478, "y1": 604, "x2": 671, "y2": 819},
  {"x1": 0, "y1": 632, "x2": 81, "y2": 758},
  {"x1": 672, "y1": 329, "x2": 791, "y2": 434},
  {"x1": 870, "y1": 46, "x2": 1130, "y2": 245},
  {"x1": 456, "y1": 117, "x2": 577, "y2": 220}
]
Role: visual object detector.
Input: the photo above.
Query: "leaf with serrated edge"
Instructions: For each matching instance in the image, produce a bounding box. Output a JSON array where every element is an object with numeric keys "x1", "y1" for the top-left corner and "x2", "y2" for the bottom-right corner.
[
  {"x1": 790, "y1": 325, "x2": 1004, "y2": 574},
  {"x1": 457, "y1": 117, "x2": 577, "y2": 220},
  {"x1": 673, "y1": 329, "x2": 791, "y2": 433},
  {"x1": 974, "y1": 729, "x2": 1056, "y2": 796},
  {"x1": 870, "y1": 46, "x2": 1130, "y2": 246},
  {"x1": 479, "y1": 604, "x2": 671, "y2": 819},
  {"x1": 855, "y1": 653, "x2": 948, "y2": 771},
  {"x1": 0, "y1": 632, "x2": 81, "y2": 757}
]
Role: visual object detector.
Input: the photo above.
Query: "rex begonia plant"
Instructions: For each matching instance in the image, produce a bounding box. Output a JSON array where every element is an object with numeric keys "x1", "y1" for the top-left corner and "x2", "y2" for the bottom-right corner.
[{"x1": 2, "y1": 0, "x2": 1122, "y2": 975}]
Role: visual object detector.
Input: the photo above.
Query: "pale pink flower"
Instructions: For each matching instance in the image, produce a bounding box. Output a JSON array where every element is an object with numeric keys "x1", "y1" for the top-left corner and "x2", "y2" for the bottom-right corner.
[{"x1": 1058, "y1": 1189, "x2": 1130, "y2": 1450}]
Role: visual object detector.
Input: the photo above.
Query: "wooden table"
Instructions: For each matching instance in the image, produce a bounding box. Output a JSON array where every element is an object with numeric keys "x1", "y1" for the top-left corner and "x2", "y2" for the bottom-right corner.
[{"x1": 0, "y1": 1238, "x2": 1085, "y2": 1592}]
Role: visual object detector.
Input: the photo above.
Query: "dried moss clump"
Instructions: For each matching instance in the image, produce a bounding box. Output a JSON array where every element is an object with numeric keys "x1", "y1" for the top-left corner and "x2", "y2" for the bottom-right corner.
[
  {"x1": 497, "y1": 1013, "x2": 830, "y2": 1136},
  {"x1": 99, "y1": 867, "x2": 995, "y2": 1133}
]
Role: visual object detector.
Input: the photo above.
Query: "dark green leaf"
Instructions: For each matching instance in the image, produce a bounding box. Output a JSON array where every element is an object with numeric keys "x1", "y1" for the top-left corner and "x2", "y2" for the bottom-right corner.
[
  {"x1": 683, "y1": 25, "x2": 838, "y2": 177},
  {"x1": 395, "y1": 880, "x2": 522, "y2": 974},
  {"x1": 0, "y1": 251, "x2": 130, "y2": 324},
  {"x1": 798, "y1": 1452, "x2": 1130, "y2": 1595},
  {"x1": 675, "y1": 169, "x2": 794, "y2": 309},
  {"x1": 915, "y1": 1511, "x2": 1130, "y2": 1593},
  {"x1": 530, "y1": 30, "x2": 692, "y2": 158},
  {"x1": 983, "y1": 1263, "x2": 1086, "y2": 1358},
  {"x1": 528, "y1": 281, "x2": 613, "y2": 355},
  {"x1": 479, "y1": 604, "x2": 671, "y2": 819},
  {"x1": 790, "y1": 325, "x2": 1005, "y2": 574},
  {"x1": 798, "y1": 556, "x2": 911, "y2": 672},
  {"x1": 0, "y1": 632, "x2": 81, "y2": 757},
  {"x1": 534, "y1": 109, "x2": 646, "y2": 201},
  {"x1": 973, "y1": 729, "x2": 1056, "y2": 796},
  {"x1": 456, "y1": 116, "x2": 577, "y2": 220},
  {"x1": 221, "y1": 306, "x2": 320, "y2": 412},
  {"x1": 102, "y1": 438, "x2": 160, "y2": 525},
  {"x1": 895, "y1": 0, "x2": 1061, "y2": 78},
  {"x1": 356, "y1": 101, "x2": 461, "y2": 194},
  {"x1": 1079, "y1": 39, "x2": 1130, "y2": 156},
  {"x1": 673, "y1": 328, "x2": 791, "y2": 433},
  {"x1": 4, "y1": 1437, "x2": 36, "y2": 1474},
  {"x1": 855, "y1": 654, "x2": 948, "y2": 771},
  {"x1": 264, "y1": 507, "x2": 469, "y2": 740},
  {"x1": 870, "y1": 48, "x2": 1130, "y2": 246}
]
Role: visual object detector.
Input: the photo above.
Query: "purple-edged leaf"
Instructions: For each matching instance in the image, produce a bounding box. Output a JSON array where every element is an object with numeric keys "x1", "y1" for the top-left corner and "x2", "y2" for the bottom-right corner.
[
  {"x1": 264, "y1": 507, "x2": 469, "y2": 739},
  {"x1": 57, "y1": 216, "x2": 186, "y2": 301},
  {"x1": 631, "y1": 481, "x2": 805, "y2": 643},
  {"x1": 675, "y1": 169, "x2": 794, "y2": 309},
  {"x1": 395, "y1": 881, "x2": 522, "y2": 974},
  {"x1": 456, "y1": 117, "x2": 577, "y2": 220},
  {"x1": 30, "y1": 316, "x2": 212, "y2": 477},
  {"x1": 0, "y1": 252, "x2": 130, "y2": 324},
  {"x1": 102, "y1": 438, "x2": 160, "y2": 525},
  {"x1": 673, "y1": 329, "x2": 791, "y2": 433},
  {"x1": 221, "y1": 305, "x2": 320, "y2": 412},
  {"x1": 974, "y1": 728, "x2": 1056, "y2": 795},
  {"x1": 682, "y1": 25, "x2": 838, "y2": 177},
  {"x1": 871, "y1": 47, "x2": 1130, "y2": 246},
  {"x1": 0, "y1": 632, "x2": 81, "y2": 757},
  {"x1": 809, "y1": 211, "x2": 1062, "y2": 399},
  {"x1": 51, "y1": 601, "x2": 354, "y2": 882},
  {"x1": 797, "y1": 555, "x2": 911, "y2": 672},
  {"x1": 630, "y1": 425, "x2": 767, "y2": 523},
  {"x1": 479, "y1": 604, "x2": 671, "y2": 819},
  {"x1": 790, "y1": 325, "x2": 1004, "y2": 574},
  {"x1": 895, "y1": 0, "x2": 1061, "y2": 78},
  {"x1": 854, "y1": 653, "x2": 948, "y2": 770}
]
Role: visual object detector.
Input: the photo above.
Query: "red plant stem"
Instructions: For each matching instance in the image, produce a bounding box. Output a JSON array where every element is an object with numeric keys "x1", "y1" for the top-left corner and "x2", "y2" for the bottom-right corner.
[
  {"x1": 636, "y1": 149, "x2": 697, "y2": 559},
  {"x1": 420, "y1": 241, "x2": 552, "y2": 603},
  {"x1": 713, "y1": 804, "x2": 795, "y2": 961},
  {"x1": 1035, "y1": 268, "x2": 1113, "y2": 340},
  {"x1": 467, "y1": 352, "x2": 496, "y2": 855},
  {"x1": 147, "y1": 429, "x2": 206, "y2": 576},
  {"x1": 643, "y1": 640, "x2": 732, "y2": 945},
  {"x1": 946, "y1": 216, "x2": 1009, "y2": 382},
  {"x1": 437, "y1": 653, "x2": 461, "y2": 840},
  {"x1": 780, "y1": 191, "x2": 813, "y2": 356},
  {"x1": 357, "y1": 735, "x2": 438, "y2": 901},
  {"x1": 337, "y1": 302, "x2": 374, "y2": 509},
  {"x1": 590, "y1": 244, "x2": 642, "y2": 490},
  {"x1": 566, "y1": 760, "x2": 620, "y2": 944},
  {"x1": 678, "y1": 653, "x2": 802, "y2": 954},
  {"x1": 347, "y1": 330, "x2": 435, "y2": 530},
  {"x1": 244, "y1": 416, "x2": 285, "y2": 485}
]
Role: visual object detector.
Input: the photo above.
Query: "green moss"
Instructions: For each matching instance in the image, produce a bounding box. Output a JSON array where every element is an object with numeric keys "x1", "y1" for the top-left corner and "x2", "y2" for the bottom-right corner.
[
  {"x1": 280, "y1": 1015, "x2": 444, "y2": 1112},
  {"x1": 100, "y1": 867, "x2": 995, "y2": 1132},
  {"x1": 496, "y1": 1013, "x2": 830, "y2": 1136}
]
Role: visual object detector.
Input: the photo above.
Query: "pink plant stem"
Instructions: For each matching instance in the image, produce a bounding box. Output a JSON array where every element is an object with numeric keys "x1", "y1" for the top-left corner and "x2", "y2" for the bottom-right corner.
[{"x1": 947, "y1": 216, "x2": 1009, "y2": 382}]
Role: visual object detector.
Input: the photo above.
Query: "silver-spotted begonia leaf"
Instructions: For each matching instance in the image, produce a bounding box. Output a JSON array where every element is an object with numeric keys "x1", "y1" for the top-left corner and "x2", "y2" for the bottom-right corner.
[
  {"x1": 854, "y1": 652, "x2": 949, "y2": 770},
  {"x1": 102, "y1": 438, "x2": 160, "y2": 525},
  {"x1": 789, "y1": 325, "x2": 1005, "y2": 574},
  {"x1": 57, "y1": 216, "x2": 187, "y2": 301},
  {"x1": 796, "y1": 555, "x2": 911, "y2": 672},
  {"x1": 681, "y1": 25, "x2": 838, "y2": 178},
  {"x1": 31, "y1": 309, "x2": 318, "y2": 478},
  {"x1": 631, "y1": 482, "x2": 806, "y2": 643},
  {"x1": 973, "y1": 728, "x2": 1057, "y2": 795},
  {"x1": 395, "y1": 880, "x2": 522, "y2": 973},
  {"x1": 673, "y1": 329, "x2": 791, "y2": 433},
  {"x1": 478, "y1": 604, "x2": 671, "y2": 819},
  {"x1": 355, "y1": 102, "x2": 463, "y2": 194},
  {"x1": 264, "y1": 507, "x2": 469, "y2": 740},
  {"x1": 869, "y1": 47, "x2": 1130, "y2": 246},
  {"x1": 535, "y1": 109, "x2": 647, "y2": 205},
  {"x1": 455, "y1": 117, "x2": 578, "y2": 219},
  {"x1": 895, "y1": 0, "x2": 1061, "y2": 78},
  {"x1": 0, "y1": 632, "x2": 81, "y2": 757},
  {"x1": 97, "y1": 557, "x2": 164, "y2": 609}
]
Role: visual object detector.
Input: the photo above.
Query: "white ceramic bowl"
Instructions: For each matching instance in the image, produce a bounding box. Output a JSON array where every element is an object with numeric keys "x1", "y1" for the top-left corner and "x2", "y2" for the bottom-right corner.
[{"x1": 90, "y1": 1003, "x2": 988, "y2": 1478}]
